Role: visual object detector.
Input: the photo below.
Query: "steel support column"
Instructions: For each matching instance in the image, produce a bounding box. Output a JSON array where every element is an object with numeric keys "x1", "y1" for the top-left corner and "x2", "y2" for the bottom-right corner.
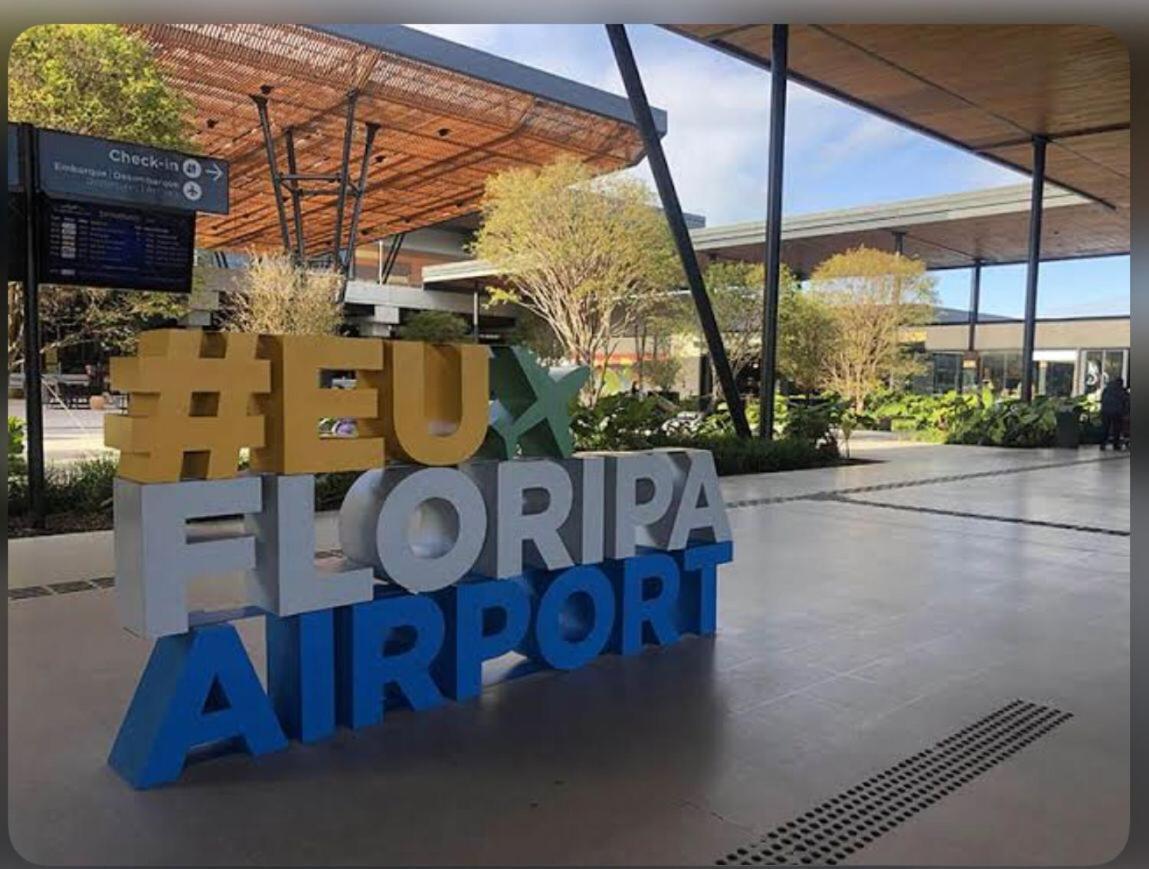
[
  {"x1": 758, "y1": 23, "x2": 789, "y2": 440},
  {"x1": 341, "y1": 121, "x2": 380, "y2": 283},
  {"x1": 283, "y1": 127, "x2": 307, "y2": 262},
  {"x1": 967, "y1": 258, "x2": 982, "y2": 353},
  {"x1": 1020, "y1": 136, "x2": 1046, "y2": 402},
  {"x1": 20, "y1": 124, "x2": 45, "y2": 528},
  {"x1": 380, "y1": 232, "x2": 406, "y2": 284},
  {"x1": 251, "y1": 95, "x2": 293, "y2": 252},
  {"x1": 331, "y1": 90, "x2": 360, "y2": 267},
  {"x1": 606, "y1": 23, "x2": 750, "y2": 438},
  {"x1": 892, "y1": 230, "x2": 906, "y2": 256}
]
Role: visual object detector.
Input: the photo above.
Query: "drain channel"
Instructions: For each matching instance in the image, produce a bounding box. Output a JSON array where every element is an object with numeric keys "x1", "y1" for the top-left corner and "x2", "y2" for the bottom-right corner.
[{"x1": 716, "y1": 700, "x2": 1073, "y2": 866}]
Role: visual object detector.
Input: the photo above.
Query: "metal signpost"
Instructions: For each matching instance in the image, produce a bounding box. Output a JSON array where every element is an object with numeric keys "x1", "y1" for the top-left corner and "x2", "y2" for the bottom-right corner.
[
  {"x1": 8, "y1": 126, "x2": 27, "y2": 282},
  {"x1": 11, "y1": 124, "x2": 229, "y2": 528}
]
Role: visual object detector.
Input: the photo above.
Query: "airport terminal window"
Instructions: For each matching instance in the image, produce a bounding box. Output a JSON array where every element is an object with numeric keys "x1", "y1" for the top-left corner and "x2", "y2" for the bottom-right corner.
[
  {"x1": 1082, "y1": 348, "x2": 1128, "y2": 395},
  {"x1": 1042, "y1": 362, "x2": 1075, "y2": 397},
  {"x1": 977, "y1": 352, "x2": 1033, "y2": 394},
  {"x1": 932, "y1": 353, "x2": 961, "y2": 393},
  {"x1": 979, "y1": 353, "x2": 1005, "y2": 391}
]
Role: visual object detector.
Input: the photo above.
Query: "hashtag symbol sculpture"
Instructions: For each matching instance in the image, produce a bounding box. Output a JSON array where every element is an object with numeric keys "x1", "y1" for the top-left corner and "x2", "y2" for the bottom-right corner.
[{"x1": 105, "y1": 329, "x2": 271, "y2": 483}]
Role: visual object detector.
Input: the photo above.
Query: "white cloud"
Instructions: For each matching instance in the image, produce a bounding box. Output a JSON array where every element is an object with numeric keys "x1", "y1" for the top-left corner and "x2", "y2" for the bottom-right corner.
[{"x1": 399, "y1": 24, "x2": 1037, "y2": 224}]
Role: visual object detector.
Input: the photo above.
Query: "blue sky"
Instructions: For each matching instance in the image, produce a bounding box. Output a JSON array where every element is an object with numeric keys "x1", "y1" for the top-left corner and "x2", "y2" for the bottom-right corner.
[{"x1": 412, "y1": 24, "x2": 1129, "y2": 319}]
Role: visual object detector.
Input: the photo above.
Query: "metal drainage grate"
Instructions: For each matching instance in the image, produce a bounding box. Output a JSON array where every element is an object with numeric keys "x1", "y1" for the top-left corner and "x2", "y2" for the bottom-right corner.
[{"x1": 716, "y1": 700, "x2": 1072, "y2": 866}]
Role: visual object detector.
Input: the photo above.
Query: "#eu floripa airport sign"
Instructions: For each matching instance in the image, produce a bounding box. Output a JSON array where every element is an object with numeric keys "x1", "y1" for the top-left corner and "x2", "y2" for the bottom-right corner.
[{"x1": 104, "y1": 330, "x2": 733, "y2": 788}]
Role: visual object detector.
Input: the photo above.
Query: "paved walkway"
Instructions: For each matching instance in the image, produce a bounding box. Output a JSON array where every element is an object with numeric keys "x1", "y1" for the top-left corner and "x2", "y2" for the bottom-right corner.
[
  {"x1": 6, "y1": 443, "x2": 1130, "y2": 865},
  {"x1": 9, "y1": 398, "x2": 118, "y2": 464}
]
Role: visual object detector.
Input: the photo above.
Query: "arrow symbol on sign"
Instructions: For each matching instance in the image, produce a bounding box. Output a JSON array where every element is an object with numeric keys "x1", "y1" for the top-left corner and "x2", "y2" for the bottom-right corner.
[{"x1": 207, "y1": 163, "x2": 223, "y2": 182}]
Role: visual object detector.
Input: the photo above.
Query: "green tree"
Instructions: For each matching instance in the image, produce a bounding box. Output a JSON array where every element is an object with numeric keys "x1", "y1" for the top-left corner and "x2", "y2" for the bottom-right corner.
[
  {"x1": 7, "y1": 24, "x2": 194, "y2": 372},
  {"x1": 674, "y1": 260, "x2": 816, "y2": 397},
  {"x1": 507, "y1": 307, "x2": 564, "y2": 364},
  {"x1": 472, "y1": 157, "x2": 680, "y2": 401},
  {"x1": 777, "y1": 279, "x2": 836, "y2": 394},
  {"x1": 397, "y1": 310, "x2": 471, "y2": 343},
  {"x1": 809, "y1": 246, "x2": 938, "y2": 411},
  {"x1": 702, "y1": 260, "x2": 771, "y2": 390},
  {"x1": 8, "y1": 24, "x2": 194, "y2": 149}
]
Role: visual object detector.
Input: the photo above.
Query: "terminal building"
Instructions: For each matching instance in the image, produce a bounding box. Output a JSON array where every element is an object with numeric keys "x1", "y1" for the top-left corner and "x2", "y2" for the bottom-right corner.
[{"x1": 355, "y1": 184, "x2": 1129, "y2": 399}]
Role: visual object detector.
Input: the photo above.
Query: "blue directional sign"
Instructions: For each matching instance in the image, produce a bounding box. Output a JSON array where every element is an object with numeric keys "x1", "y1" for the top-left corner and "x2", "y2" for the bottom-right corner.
[{"x1": 37, "y1": 129, "x2": 228, "y2": 214}]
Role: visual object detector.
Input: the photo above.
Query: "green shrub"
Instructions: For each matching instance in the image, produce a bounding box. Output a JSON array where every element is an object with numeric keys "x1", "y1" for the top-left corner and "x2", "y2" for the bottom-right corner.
[
  {"x1": 8, "y1": 417, "x2": 26, "y2": 475},
  {"x1": 572, "y1": 392, "x2": 842, "y2": 474},
  {"x1": 781, "y1": 396, "x2": 844, "y2": 458},
  {"x1": 946, "y1": 395, "x2": 1096, "y2": 448},
  {"x1": 648, "y1": 432, "x2": 830, "y2": 476},
  {"x1": 9, "y1": 455, "x2": 119, "y2": 519},
  {"x1": 857, "y1": 388, "x2": 1101, "y2": 448},
  {"x1": 396, "y1": 310, "x2": 471, "y2": 342},
  {"x1": 570, "y1": 393, "x2": 680, "y2": 451}
]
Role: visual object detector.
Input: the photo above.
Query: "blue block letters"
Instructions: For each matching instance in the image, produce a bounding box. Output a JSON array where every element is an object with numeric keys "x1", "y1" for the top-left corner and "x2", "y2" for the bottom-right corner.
[
  {"x1": 337, "y1": 588, "x2": 446, "y2": 729},
  {"x1": 108, "y1": 623, "x2": 288, "y2": 789}
]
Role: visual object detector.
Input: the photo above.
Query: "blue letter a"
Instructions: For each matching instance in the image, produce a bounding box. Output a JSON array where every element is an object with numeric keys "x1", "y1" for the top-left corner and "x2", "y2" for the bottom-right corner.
[{"x1": 109, "y1": 623, "x2": 288, "y2": 789}]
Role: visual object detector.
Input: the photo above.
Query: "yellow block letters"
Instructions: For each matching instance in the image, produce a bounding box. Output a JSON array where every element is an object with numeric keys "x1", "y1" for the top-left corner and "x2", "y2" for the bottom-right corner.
[
  {"x1": 367, "y1": 341, "x2": 490, "y2": 466},
  {"x1": 250, "y1": 335, "x2": 385, "y2": 475}
]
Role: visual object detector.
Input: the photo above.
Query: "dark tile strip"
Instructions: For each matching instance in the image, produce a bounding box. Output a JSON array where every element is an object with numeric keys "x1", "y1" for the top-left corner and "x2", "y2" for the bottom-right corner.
[
  {"x1": 831, "y1": 495, "x2": 1130, "y2": 537},
  {"x1": 726, "y1": 453, "x2": 1127, "y2": 511},
  {"x1": 716, "y1": 700, "x2": 1073, "y2": 866},
  {"x1": 8, "y1": 586, "x2": 52, "y2": 600}
]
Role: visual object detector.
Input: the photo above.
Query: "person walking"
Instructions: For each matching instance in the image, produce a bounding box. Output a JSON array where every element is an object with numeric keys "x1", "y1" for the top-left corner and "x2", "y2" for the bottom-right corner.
[{"x1": 1100, "y1": 376, "x2": 1129, "y2": 450}]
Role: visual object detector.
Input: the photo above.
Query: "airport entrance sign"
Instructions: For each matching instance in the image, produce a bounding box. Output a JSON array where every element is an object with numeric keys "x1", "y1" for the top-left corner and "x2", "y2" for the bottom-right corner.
[{"x1": 37, "y1": 128, "x2": 229, "y2": 214}]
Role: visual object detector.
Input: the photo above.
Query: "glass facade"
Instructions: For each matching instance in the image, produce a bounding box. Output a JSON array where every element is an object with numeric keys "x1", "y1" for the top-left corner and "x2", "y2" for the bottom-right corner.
[
  {"x1": 907, "y1": 348, "x2": 1129, "y2": 398},
  {"x1": 977, "y1": 352, "x2": 1025, "y2": 393},
  {"x1": 1081, "y1": 348, "x2": 1128, "y2": 395},
  {"x1": 932, "y1": 353, "x2": 961, "y2": 393}
]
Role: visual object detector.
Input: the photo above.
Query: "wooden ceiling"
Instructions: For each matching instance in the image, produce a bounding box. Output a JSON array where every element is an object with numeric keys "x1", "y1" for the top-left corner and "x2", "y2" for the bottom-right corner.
[
  {"x1": 129, "y1": 24, "x2": 648, "y2": 254},
  {"x1": 667, "y1": 25, "x2": 1130, "y2": 218}
]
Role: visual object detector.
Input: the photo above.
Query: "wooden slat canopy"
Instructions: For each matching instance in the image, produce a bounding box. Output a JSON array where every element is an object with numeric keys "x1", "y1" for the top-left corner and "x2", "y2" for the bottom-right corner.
[
  {"x1": 665, "y1": 25, "x2": 1129, "y2": 225},
  {"x1": 128, "y1": 24, "x2": 651, "y2": 254}
]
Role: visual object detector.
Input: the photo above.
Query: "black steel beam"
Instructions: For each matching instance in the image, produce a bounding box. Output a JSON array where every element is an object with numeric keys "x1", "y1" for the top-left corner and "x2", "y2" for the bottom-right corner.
[
  {"x1": 283, "y1": 127, "x2": 307, "y2": 262},
  {"x1": 332, "y1": 90, "x2": 360, "y2": 267},
  {"x1": 967, "y1": 258, "x2": 982, "y2": 355},
  {"x1": 606, "y1": 23, "x2": 751, "y2": 439},
  {"x1": 758, "y1": 23, "x2": 789, "y2": 440},
  {"x1": 342, "y1": 122, "x2": 380, "y2": 279},
  {"x1": 380, "y1": 231, "x2": 406, "y2": 284},
  {"x1": 1020, "y1": 136, "x2": 1047, "y2": 402},
  {"x1": 20, "y1": 124, "x2": 45, "y2": 528},
  {"x1": 281, "y1": 173, "x2": 343, "y2": 183},
  {"x1": 251, "y1": 95, "x2": 294, "y2": 253}
]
